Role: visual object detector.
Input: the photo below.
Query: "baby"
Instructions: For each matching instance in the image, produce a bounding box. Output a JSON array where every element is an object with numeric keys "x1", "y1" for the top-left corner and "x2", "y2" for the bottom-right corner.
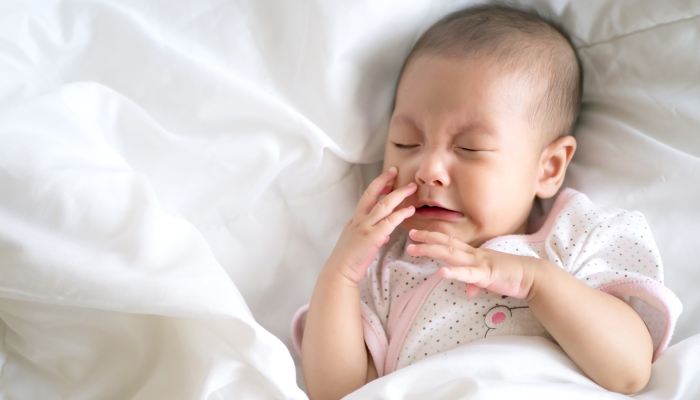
[{"x1": 291, "y1": 4, "x2": 681, "y2": 399}]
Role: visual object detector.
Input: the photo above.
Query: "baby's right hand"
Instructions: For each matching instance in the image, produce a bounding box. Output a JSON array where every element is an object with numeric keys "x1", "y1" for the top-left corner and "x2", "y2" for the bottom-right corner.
[{"x1": 324, "y1": 167, "x2": 416, "y2": 284}]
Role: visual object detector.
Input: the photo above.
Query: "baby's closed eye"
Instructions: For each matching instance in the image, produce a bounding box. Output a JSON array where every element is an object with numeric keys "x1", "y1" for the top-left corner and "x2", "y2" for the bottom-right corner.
[{"x1": 391, "y1": 142, "x2": 419, "y2": 150}]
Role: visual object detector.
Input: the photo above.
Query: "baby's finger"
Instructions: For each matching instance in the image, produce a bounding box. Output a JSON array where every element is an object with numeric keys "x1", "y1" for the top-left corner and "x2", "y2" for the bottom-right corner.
[
  {"x1": 357, "y1": 167, "x2": 398, "y2": 215},
  {"x1": 408, "y1": 229, "x2": 472, "y2": 253},
  {"x1": 466, "y1": 283, "x2": 481, "y2": 297},
  {"x1": 440, "y1": 266, "x2": 489, "y2": 285},
  {"x1": 378, "y1": 183, "x2": 393, "y2": 197},
  {"x1": 368, "y1": 182, "x2": 417, "y2": 225},
  {"x1": 376, "y1": 206, "x2": 416, "y2": 235},
  {"x1": 406, "y1": 243, "x2": 474, "y2": 267}
]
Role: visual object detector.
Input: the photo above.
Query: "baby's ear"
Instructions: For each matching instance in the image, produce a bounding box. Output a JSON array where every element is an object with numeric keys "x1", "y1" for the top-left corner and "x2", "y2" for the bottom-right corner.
[{"x1": 535, "y1": 135, "x2": 577, "y2": 199}]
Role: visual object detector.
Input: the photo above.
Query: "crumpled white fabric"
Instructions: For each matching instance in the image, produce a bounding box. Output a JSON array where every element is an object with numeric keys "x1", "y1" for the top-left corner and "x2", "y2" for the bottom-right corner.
[
  {"x1": 0, "y1": 0, "x2": 699, "y2": 398},
  {"x1": 0, "y1": 85, "x2": 306, "y2": 399},
  {"x1": 345, "y1": 334, "x2": 700, "y2": 400}
]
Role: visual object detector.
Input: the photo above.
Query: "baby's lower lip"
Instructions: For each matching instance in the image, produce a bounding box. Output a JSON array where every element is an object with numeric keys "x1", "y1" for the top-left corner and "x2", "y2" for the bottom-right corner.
[{"x1": 414, "y1": 207, "x2": 463, "y2": 220}]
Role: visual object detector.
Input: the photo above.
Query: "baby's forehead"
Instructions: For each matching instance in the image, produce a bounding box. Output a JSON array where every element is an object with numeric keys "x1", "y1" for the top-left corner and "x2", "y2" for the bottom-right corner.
[
  {"x1": 403, "y1": 51, "x2": 550, "y2": 98},
  {"x1": 397, "y1": 52, "x2": 559, "y2": 147},
  {"x1": 399, "y1": 54, "x2": 546, "y2": 116},
  {"x1": 396, "y1": 4, "x2": 581, "y2": 143},
  {"x1": 390, "y1": 72, "x2": 555, "y2": 155}
]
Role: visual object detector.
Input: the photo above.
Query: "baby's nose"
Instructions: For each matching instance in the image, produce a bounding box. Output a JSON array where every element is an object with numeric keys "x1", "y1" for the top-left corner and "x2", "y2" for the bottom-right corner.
[
  {"x1": 416, "y1": 176, "x2": 445, "y2": 186},
  {"x1": 415, "y1": 153, "x2": 450, "y2": 186}
]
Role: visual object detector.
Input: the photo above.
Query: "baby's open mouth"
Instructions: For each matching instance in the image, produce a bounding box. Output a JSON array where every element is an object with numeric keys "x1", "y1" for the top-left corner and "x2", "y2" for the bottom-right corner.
[
  {"x1": 419, "y1": 205, "x2": 449, "y2": 211},
  {"x1": 414, "y1": 205, "x2": 463, "y2": 219}
]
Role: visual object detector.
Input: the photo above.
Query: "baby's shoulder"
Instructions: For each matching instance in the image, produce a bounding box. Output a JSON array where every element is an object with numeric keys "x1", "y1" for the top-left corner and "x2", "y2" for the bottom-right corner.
[
  {"x1": 550, "y1": 189, "x2": 651, "y2": 238},
  {"x1": 486, "y1": 189, "x2": 660, "y2": 272},
  {"x1": 542, "y1": 189, "x2": 661, "y2": 271}
]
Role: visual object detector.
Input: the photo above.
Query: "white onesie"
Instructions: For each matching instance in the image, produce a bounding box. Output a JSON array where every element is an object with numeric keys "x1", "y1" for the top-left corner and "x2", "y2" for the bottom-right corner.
[{"x1": 291, "y1": 188, "x2": 682, "y2": 377}]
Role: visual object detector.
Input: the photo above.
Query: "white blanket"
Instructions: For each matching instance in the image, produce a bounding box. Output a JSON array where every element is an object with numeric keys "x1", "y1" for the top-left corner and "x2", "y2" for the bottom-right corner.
[
  {"x1": 0, "y1": 0, "x2": 699, "y2": 398},
  {"x1": 0, "y1": 85, "x2": 306, "y2": 398},
  {"x1": 347, "y1": 335, "x2": 700, "y2": 399}
]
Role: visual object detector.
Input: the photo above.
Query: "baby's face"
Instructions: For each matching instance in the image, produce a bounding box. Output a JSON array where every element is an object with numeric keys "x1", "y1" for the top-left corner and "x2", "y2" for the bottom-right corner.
[{"x1": 384, "y1": 55, "x2": 544, "y2": 247}]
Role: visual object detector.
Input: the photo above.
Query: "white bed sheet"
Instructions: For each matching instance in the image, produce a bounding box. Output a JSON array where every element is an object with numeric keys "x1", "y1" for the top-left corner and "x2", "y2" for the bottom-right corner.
[{"x1": 0, "y1": 0, "x2": 699, "y2": 398}]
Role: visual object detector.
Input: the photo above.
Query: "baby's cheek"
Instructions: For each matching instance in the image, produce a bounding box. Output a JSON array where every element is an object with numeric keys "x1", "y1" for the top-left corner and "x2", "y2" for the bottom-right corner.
[
  {"x1": 381, "y1": 152, "x2": 405, "y2": 178},
  {"x1": 393, "y1": 175, "x2": 414, "y2": 190},
  {"x1": 394, "y1": 196, "x2": 412, "y2": 209}
]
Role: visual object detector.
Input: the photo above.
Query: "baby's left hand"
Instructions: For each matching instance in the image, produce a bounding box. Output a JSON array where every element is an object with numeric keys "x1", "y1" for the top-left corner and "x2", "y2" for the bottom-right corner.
[{"x1": 407, "y1": 229, "x2": 541, "y2": 300}]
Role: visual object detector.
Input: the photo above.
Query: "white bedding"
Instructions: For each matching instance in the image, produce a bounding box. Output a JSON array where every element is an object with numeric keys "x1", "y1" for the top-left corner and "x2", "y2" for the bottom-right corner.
[
  {"x1": 0, "y1": 0, "x2": 699, "y2": 399},
  {"x1": 346, "y1": 335, "x2": 700, "y2": 400}
]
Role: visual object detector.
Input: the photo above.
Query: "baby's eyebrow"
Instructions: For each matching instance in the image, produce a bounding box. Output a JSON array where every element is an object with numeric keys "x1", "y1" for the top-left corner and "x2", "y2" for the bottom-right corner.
[
  {"x1": 390, "y1": 114, "x2": 420, "y2": 129},
  {"x1": 452, "y1": 123, "x2": 494, "y2": 138},
  {"x1": 391, "y1": 114, "x2": 494, "y2": 138}
]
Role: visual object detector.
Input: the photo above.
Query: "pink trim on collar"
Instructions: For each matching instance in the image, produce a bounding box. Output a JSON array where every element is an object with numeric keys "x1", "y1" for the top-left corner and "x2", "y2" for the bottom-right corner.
[
  {"x1": 360, "y1": 302, "x2": 389, "y2": 377},
  {"x1": 386, "y1": 279, "x2": 422, "y2": 342},
  {"x1": 480, "y1": 188, "x2": 578, "y2": 248},
  {"x1": 383, "y1": 272, "x2": 444, "y2": 376}
]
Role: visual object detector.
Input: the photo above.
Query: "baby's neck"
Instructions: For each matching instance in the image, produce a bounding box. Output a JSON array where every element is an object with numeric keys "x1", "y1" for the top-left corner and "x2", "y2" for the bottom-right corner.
[{"x1": 525, "y1": 197, "x2": 548, "y2": 235}]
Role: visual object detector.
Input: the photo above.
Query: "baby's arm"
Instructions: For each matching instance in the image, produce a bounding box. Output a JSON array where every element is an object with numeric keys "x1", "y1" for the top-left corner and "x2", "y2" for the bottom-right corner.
[
  {"x1": 302, "y1": 167, "x2": 415, "y2": 399},
  {"x1": 527, "y1": 260, "x2": 653, "y2": 394},
  {"x1": 406, "y1": 229, "x2": 653, "y2": 395}
]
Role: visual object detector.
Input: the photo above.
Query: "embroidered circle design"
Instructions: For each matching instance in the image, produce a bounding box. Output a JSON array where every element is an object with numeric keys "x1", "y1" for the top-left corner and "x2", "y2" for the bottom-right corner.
[{"x1": 491, "y1": 312, "x2": 506, "y2": 324}]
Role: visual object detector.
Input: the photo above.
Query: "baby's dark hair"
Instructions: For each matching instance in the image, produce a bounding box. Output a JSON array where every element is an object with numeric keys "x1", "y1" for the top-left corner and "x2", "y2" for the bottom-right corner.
[{"x1": 397, "y1": 3, "x2": 583, "y2": 146}]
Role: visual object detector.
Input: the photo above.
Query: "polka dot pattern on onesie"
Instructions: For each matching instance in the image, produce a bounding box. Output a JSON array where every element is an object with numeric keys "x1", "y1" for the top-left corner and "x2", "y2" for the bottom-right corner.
[{"x1": 356, "y1": 188, "x2": 681, "y2": 373}]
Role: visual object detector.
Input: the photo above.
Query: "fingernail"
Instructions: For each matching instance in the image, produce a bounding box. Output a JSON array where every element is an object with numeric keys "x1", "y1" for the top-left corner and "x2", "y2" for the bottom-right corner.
[
  {"x1": 407, "y1": 182, "x2": 416, "y2": 187},
  {"x1": 388, "y1": 166, "x2": 397, "y2": 174},
  {"x1": 410, "y1": 229, "x2": 417, "y2": 234}
]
